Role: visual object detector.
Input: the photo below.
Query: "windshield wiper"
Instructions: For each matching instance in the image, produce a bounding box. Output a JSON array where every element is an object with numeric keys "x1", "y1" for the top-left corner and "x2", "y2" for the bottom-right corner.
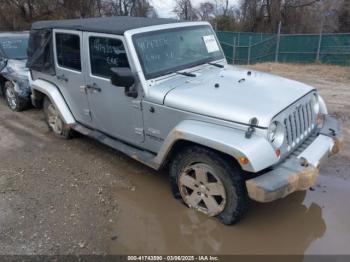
[
  {"x1": 176, "y1": 71, "x2": 196, "y2": 77},
  {"x1": 208, "y1": 62, "x2": 224, "y2": 68}
]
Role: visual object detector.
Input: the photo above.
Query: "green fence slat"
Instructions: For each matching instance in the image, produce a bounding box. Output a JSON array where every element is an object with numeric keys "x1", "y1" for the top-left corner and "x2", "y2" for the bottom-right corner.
[{"x1": 216, "y1": 31, "x2": 350, "y2": 66}]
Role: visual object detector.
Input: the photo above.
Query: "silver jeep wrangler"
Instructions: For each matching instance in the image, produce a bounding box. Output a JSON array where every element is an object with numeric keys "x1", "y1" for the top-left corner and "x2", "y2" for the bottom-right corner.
[{"x1": 28, "y1": 17, "x2": 342, "y2": 225}]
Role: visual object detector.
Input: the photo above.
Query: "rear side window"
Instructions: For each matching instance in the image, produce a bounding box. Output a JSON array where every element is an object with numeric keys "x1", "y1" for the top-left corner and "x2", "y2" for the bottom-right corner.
[
  {"x1": 89, "y1": 36, "x2": 129, "y2": 79},
  {"x1": 27, "y1": 29, "x2": 55, "y2": 75},
  {"x1": 55, "y1": 33, "x2": 81, "y2": 71}
]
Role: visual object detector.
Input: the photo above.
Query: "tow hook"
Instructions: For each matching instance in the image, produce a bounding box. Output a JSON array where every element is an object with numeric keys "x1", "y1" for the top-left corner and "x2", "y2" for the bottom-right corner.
[
  {"x1": 320, "y1": 128, "x2": 337, "y2": 138},
  {"x1": 245, "y1": 117, "x2": 258, "y2": 139},
  {"x1": 329, "y1": 128, "x2": 336, "y2": 137},
  {"x1": 299, "y1": 157, "x2": 309, "y2": 167}
]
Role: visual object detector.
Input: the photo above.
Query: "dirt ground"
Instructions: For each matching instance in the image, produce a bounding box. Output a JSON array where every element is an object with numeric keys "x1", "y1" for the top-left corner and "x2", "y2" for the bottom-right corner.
[{"x1": 0, "y1": 63, "x2": 350, "y2": 256}]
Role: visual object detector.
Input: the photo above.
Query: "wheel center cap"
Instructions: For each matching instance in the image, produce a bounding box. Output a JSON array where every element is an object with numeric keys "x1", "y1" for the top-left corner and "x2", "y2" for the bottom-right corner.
[{"x1": 200, "y1": 185, "x2": 206, "y2": 193}]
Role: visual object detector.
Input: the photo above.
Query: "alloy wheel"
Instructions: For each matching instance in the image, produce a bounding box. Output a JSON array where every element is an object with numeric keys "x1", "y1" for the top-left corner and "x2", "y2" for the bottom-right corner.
[
  {"x1": 5, "y1": 84, "x2": 17, "y2": 110},
  {"x1": 178, "y1": 163, "x2": 227, "y2": 217},
  {"x1": 47, "y1": 103, "x2": 63, "y2": 135}
]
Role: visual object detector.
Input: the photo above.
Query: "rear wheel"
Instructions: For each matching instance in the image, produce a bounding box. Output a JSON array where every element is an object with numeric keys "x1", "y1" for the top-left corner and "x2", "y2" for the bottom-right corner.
[
  {"x1": 170, "y1": 146, "x2": 248, "y2": 225},
  {"x1": 4, "y1": 81, "x2": 29, "y2": 111},
  {"x1": 43, "y1": 96, "x2": 73, "y2": 139}
]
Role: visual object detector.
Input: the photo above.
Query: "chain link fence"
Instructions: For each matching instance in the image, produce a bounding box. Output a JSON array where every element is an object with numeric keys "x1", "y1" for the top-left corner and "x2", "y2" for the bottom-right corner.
[{"x1": 216, "y1": 31, "x2": 350, "y2": 66}]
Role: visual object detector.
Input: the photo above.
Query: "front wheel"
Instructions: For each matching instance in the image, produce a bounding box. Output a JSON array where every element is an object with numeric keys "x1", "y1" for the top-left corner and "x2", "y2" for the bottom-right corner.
[
  {"x1": 43, "y1": 96, "x2": 73, "y2": 139},
  {"x1": 170, "y1": 146, "x2": 248, "y2": 225},
  {"x1": 4, "y1": 81, "x2": 29, "y2": 111}
]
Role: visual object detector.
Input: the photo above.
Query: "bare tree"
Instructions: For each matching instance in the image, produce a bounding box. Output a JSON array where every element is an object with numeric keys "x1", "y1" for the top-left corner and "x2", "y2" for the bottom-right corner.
[
  {"x1": 0, "y1": 0, "x2": 62, "y2": 30},
  {"x1": 0, "y1": 0, "x2": 156, "y2": 31},
  {"x1": 212, "y1": 0, "x2": 236, "y2": 31},
  {"x1": 213, "y1": 0, "x2": 232, "y2": 16},
  {"x1": 197, "y1": 2, "x2": 215, "y2": 21},
  {"x1": 338, "y1": 0, "x2": 350, "y2": 32},
  {"x1": 100, "y1": 0, "x2": 153, "y2": 16},
  {"x1": 130, "y1": 0, "x2": 152, "y2": 17},
  {"x1": 0, "y1": 0, "x2": 348, "y2": 33},
  {"x1": 222, "y1": 0, "x2": 229, "y2": 16},
  {"x1": 173, "y1": 0, "x2": 198, "y2": 20},
  {"x1": 238, "y1": 0, "x2": 333, "y2": 33}
]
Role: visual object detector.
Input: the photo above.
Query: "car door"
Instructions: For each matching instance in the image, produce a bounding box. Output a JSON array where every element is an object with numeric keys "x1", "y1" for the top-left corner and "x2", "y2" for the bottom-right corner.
[
  {"x1": 84, "y1": 32, "x2": 144, "y2": 144},
  {"x1": 53, "y1": 29, "x2": 91, "y2": 125}
]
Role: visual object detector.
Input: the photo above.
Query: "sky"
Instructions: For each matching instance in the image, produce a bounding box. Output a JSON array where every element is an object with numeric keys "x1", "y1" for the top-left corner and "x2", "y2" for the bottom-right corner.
[{"x1": 149, "y1": 0, "x2": 239, "y2": 18}]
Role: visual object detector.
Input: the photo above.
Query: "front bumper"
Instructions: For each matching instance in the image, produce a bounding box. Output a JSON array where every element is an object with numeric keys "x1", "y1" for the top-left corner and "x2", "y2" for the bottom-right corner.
[
  {"x1": 246, "y1": 115, "x2": 342, "y2": 203},
  {"x1": 1, "y1": 72, "x2": 30, "y2": 98}
]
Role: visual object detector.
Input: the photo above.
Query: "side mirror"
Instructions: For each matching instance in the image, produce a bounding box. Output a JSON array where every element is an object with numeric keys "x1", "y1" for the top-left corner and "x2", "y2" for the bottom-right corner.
[{"x1": 110, "y1": 67, "x2": 137, "y2": 98}]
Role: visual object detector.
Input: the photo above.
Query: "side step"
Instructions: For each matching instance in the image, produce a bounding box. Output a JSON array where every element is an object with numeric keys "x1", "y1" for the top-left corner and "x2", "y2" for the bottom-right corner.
[{"x1": 72, "y1": 124, "x2": 159, "y2": 169}]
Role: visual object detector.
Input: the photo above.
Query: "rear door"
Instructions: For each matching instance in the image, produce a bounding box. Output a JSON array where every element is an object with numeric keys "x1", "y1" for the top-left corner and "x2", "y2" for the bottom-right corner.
[
  {"x1": 53, "y1": 29, "x2": 91, "y2": 125},
  {"x1": 83, "y1": 32, "x2": 144, "y2": 144}
]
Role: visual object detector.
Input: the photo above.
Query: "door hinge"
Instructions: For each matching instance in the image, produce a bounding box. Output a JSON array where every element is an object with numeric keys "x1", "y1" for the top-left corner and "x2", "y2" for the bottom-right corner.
[
  {"x1": 83, "y1": 109, "x2": 92, "y2": 120},
  {"x1": 134, "y1": 127, "x2": 144, "y2": 136},
  {"x1": 80, "y1": 85, "x2": 88, "y2": 93},
  {"x1": 131, "y1": 100, "x2": 142, "y2": 110}
]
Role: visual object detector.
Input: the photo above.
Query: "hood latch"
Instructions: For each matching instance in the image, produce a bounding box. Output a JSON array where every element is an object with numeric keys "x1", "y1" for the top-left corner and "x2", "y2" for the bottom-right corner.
[{"x1": 245, "y1": 117, "x2": 258, "y2": 139}]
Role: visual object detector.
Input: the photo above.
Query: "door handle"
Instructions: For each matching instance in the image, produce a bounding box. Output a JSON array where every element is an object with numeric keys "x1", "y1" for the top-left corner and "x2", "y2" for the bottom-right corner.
[
  {"x1": 90, "y1": 83, "x2": 101, "y2": 93},
  {"x1": 57, "y1": 74, "x2": 68, "y2": 82},
  {"x1": 92, "y1": 85, "x2": 101, "y2": 92},
  {"x1": 82, "y1": 83, "x2": 101, "y2": 93}
]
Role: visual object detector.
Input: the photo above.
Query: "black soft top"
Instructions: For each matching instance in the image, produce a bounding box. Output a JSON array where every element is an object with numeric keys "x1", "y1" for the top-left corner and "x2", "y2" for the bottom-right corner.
[{"x1": 31, "y1": 16, "x2": 179, "y2": 35}]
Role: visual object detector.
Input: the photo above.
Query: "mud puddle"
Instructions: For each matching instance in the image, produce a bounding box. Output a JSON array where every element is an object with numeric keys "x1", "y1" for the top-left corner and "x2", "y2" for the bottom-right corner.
[{"x1": 110, "y1": 169, "x2": 350, "y2": 255}]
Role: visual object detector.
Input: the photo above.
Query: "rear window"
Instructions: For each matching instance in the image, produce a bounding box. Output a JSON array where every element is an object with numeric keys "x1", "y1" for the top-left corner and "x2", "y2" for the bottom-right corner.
[{"x1": 55, "y1": 33, "x2": 81, "y2": 71}]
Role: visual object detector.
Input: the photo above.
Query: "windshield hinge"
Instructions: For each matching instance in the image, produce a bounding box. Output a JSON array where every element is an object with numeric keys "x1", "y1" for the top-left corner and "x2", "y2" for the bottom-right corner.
[{"x1": 83, "y1": 109, "x2": 92, "y2": 121}]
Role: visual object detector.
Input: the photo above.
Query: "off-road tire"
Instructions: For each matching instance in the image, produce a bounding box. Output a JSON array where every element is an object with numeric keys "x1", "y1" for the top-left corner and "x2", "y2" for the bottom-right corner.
[
  {"x1": 43, "y1": 96, "x2": 73, "y2": 139},
  {"x1": 4, "y1": 81, "x2": 29, "y2": 111},
  {"x1": 169, "y1": 146, "x2": 248, "y2": 225}
]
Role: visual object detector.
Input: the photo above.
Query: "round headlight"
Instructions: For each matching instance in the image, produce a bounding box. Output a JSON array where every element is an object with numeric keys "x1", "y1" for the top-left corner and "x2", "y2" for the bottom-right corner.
[
  {"x1": 311, "y1": 94, "x2": 320, "y2": 114},
  {"x1": 268, "y1": 121, "x2": 285, "y2": 148}
]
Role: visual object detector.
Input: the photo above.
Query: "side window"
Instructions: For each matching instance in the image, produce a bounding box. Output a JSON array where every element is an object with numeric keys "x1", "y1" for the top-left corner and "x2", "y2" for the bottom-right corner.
[
  {"x1": 89, "y1": 36, "x2": 129, "y2": 79},
  {"x1": 55, "y1": 33, "x2": 81, "y2": 71}
]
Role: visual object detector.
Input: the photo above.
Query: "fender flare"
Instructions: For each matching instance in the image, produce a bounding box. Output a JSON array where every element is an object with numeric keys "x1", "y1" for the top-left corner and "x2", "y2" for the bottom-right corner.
[
  {"x1": 154, "y1": 120, "x2": 278, "y2": 173},
  {"x1": 31, "y1": 79, "x2": 75, "y2": 125}
]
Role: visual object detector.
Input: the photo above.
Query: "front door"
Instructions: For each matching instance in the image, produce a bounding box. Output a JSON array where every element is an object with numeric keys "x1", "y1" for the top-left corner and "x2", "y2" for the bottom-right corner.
[
  {"x1": 83, "y1": 32, "x2": 144, "y2": 144},
  {"x1": 53, "y1": 29, "x2": 91, "y2": 125}
]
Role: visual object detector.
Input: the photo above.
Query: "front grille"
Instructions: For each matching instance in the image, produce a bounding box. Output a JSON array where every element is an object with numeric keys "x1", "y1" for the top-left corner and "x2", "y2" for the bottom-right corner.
[
  {"x1": 284, "y1": 100, "x2": 316, "y2": 149},
  {"x1": 286, "y1": 132, "x2": 318, "y2": 159}
]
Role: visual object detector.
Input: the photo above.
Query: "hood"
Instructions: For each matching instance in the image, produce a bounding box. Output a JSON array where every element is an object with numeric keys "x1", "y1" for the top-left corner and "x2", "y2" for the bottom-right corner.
[
  {"x1": 147, "y1": 65, "x2": 314, "y2": 128},
  {"x1": 1, "y1": 59, "x2": 29, "y2": 79},
  {"x1": 7, "y1": 59, "x2": 28, "y2": 72}
]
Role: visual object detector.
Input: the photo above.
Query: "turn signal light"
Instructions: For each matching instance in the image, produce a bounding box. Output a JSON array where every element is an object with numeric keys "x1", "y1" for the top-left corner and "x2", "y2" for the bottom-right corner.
[
  {"x1": 239, "y1": 157, "x2": 249, "y2": 165},
  {"x1": 275, "y1": 149, "x2": 281, "y2": 157},
  {"x1": 317, "y1": 113, "x2": 325, "y2": 128}
]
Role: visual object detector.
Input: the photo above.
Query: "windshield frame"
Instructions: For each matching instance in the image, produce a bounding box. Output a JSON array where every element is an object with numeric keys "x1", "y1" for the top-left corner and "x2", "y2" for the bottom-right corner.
[
  {"x1": 132, "y1": 25, "x2": 224, "y2": 80},
  {"x1": 0, "y1": 36, "x2": 29, "y2": 60}
]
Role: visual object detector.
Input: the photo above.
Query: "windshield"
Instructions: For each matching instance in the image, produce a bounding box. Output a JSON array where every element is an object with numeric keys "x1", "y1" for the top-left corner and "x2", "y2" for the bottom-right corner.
[
  {"x1": 0, "y1": 36, "x2": 29, "y2": 60},
  {"x1": 133, "y1": 25, "x2": 224, "y2": 79}
]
